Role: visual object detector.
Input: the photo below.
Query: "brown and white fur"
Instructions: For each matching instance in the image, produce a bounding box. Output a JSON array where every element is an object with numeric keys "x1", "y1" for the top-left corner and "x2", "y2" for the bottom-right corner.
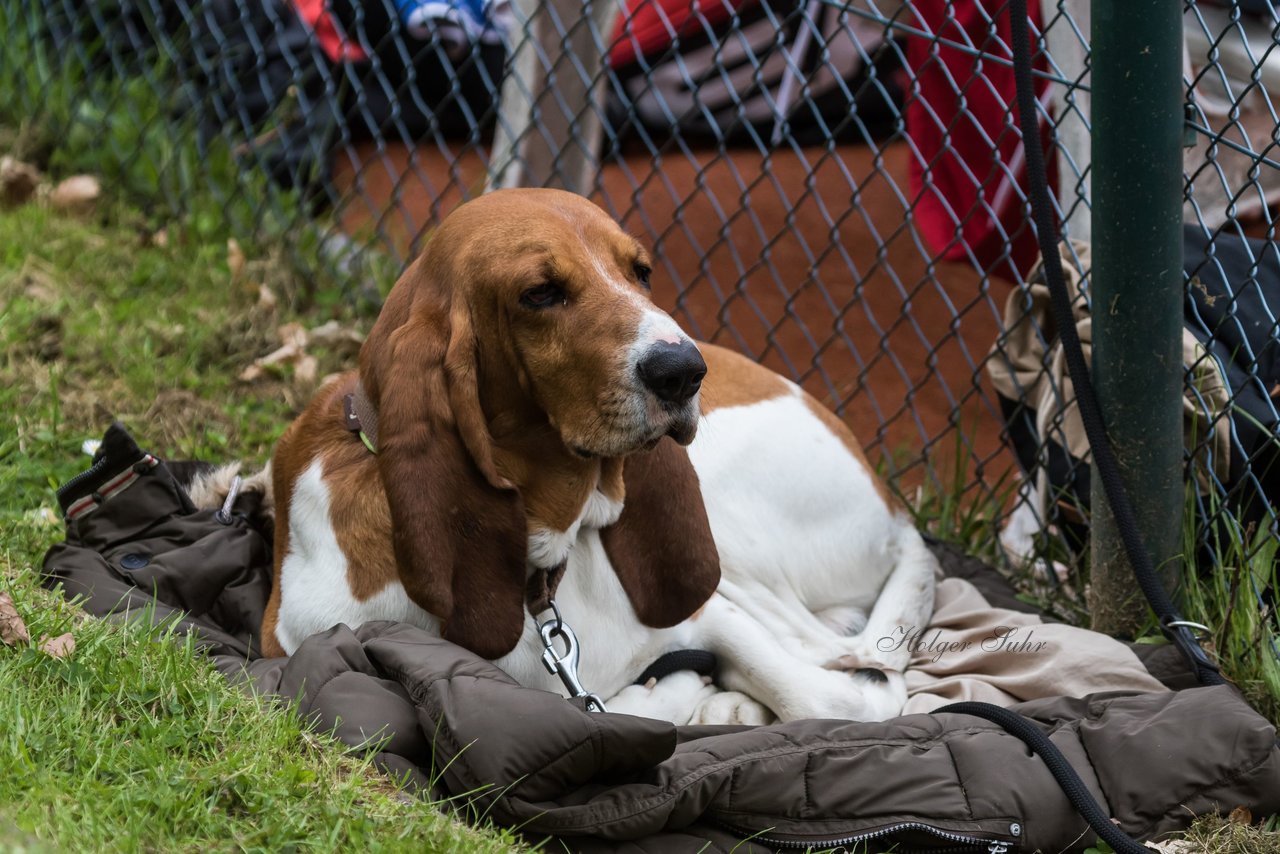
[{"x1": 245, "y1": 188, "x2": 936, "y2": 726}]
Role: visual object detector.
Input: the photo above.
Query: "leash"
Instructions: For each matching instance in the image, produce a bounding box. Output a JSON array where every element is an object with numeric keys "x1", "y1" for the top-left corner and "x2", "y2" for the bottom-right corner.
[
  {"x1": 1005, "y1": 0, "x2": 1222, "y2": 687},
  {"x1": 932, "y1": 701, "x2": 1152, "y2": 854},
  {"x1": 634, "y1": 649, "x2": 718, "y2": 686},
  {"x1": 929, "y1": 7, "x2": 1235, "y2": 853}
]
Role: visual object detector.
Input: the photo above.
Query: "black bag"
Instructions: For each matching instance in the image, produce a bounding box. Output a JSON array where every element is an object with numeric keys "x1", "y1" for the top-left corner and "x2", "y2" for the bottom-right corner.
[{"x1": 996, "y1": 227, "x2": 1280, "y2": 556}]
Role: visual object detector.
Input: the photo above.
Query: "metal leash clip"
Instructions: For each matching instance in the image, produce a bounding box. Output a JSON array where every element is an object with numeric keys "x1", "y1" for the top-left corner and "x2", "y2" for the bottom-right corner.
[
  {"x1": 215, "y1": 475, "x2": 243, "y2": 525},
  {"x1": 538, "y1": 599, "x2": 606, "y2": 713}
]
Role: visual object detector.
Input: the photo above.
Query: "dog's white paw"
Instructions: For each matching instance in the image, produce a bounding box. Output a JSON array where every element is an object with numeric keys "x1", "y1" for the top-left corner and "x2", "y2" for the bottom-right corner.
[
  {"x1": 769, "y1": 667, "x2": 908, "y2": 723},
  {"x1": 605, "y1": 670, "x2": 719, "y2": 724},
  {"x1": 689, "y1": 691, "x2": 775, "y2": 726},
  {"x1": 823, "y1": 635, "x2": 911, "y2": 675}
]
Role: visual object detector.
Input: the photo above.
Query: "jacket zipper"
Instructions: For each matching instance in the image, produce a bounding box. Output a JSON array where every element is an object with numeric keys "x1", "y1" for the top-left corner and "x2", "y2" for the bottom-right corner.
[
  {"x1": 715, "y1": 819, "x2": 1016, "y2": 852},
  {"x1": 55, "y1": 456, "x2": 110, "y2": 503}
]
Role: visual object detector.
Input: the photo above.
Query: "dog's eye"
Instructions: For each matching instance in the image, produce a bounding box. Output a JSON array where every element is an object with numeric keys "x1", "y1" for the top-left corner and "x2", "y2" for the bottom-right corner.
[
  {"x1": 634, "y1": 263, "x2": 652, "y2": 289},
  {"x1": 520, "y1": 283, "x2": 566, "y2": 309}
]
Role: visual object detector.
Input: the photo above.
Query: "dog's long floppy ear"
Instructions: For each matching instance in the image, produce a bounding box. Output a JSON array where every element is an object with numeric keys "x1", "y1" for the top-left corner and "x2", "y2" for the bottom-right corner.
[
  {"x1": 361, "y1": 267, "x2": 528, "y2": 659},
  {"x1": 599, "y1": 437, "x2": 720, "y2": 626}
]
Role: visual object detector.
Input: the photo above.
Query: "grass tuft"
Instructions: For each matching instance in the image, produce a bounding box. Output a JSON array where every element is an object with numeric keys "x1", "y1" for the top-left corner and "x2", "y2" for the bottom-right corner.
[
  {"x1": 0, "y1": 202, "x2": 521, "y2": 851},
  {"x1": 0, "y1": 517, "x2": 523, "y2": 852},
  {"x1": 1180, "y1": 489, "x2": 1280, "y2": 725}
]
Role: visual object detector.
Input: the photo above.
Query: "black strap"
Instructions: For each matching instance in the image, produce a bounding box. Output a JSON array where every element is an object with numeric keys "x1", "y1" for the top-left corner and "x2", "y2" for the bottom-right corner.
[
  {"x1": 928, "y1": 10, "x2": 1218, "y2": 854},
  {"x1": 935, "y1": 702, "x2": 1152, "y2": 854},
  {"x1": 1006, "y1": 0, "x2": 1223, "y2": 688},
  {"x1": 525, "y1": 562, "x2": 567, "y2": 616},
  {"x1": 342, "y1": 382, "x2": 380, "y2": 454},
  {"x1": 634, "y1": 650, "x2": 718, "y2": 686}
]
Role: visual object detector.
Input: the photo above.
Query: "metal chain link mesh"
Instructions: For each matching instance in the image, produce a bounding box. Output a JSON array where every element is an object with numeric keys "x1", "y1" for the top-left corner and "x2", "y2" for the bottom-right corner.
[{"x1": 3, "y1": 0, "x2": 1277, "y2": 615}]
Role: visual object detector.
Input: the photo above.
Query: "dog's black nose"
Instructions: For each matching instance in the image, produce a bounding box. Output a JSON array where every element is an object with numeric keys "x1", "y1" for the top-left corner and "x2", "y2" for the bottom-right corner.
[{"x1": 638, "y1": 340, "x2": 707, "y2": 404}]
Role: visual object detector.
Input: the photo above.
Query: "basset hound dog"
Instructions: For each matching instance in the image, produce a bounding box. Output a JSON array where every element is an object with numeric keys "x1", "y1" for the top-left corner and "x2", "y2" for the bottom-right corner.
[{"x1": 261, "y1": 188, "x2": 937, "y2": 725}]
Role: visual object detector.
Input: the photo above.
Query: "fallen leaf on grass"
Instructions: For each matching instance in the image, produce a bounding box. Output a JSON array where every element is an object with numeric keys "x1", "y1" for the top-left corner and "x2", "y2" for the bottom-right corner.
[
  {"x1": 239, "y1": 320, "x2": 362, "y2": 384},
  {"x1": 256, "y1": 283, "x2": 278, "y2": 313},
  {"x1": 239, "y1": 322, "x2": 311, "y2": 383},
  {"x1": 294, "y1": 354, "x2": 318, "y2": 385},
  {"x1": 48, "y1": 175, "x2": 101, "y2": 215},
  {"x1": 0, "y1": 593, "x2": 31, "y2": 646},
  {"x1": 227, "y1": 239, "x2": 267, "y2": 301},
  {"x1": 23, "y1": 280, "x2": 58, "y2": 304},
  {"x1": 1229, "y1": 806, "x2": 1253, "y2": 825},
  {"x1": 277, "y1": 322, "x2": 307, "y2": 350},
  {"x1": 1146, "y1": 840, "x2": 1197, "y2": 853},
  {"x1": 227, "y1": 238, "x2": 246, "y2": 282},
  {"x1": 308, "y1": 319, "x2": 365, "y2": 356},
  {"x1": 39, "y1": 632, "x2": 75, "y2": 659}
]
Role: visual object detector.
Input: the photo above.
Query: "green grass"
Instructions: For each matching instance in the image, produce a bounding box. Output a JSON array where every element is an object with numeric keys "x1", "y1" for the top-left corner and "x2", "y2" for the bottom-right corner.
[
  {"x1": 1180, "y1": 490, "x2": 1280, "y2": 725},
  {"x1": 2, "y1": 203, "x2": 309, "y2": 497},
  {"x1": 0, "y1": 0, "x2": 396, "y2": 317},
  {"x1": 0, "y1": 204, "x2": 521, "y2": 853},
  {"x1": 0, "y1": 519, "x2": 522, "y2": 853},
  {"x1": 0, "y1": 11, "x2": 518, "y2": 848}
]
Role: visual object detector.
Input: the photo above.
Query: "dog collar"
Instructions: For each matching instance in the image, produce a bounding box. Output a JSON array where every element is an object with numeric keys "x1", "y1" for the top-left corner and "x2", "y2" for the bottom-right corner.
[{"x1": 342, "y1": 383, "x2": 379, "y2": 454}]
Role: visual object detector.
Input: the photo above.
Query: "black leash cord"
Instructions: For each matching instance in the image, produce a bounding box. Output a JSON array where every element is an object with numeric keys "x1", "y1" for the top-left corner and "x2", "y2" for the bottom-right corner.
[
  {"x1": 1006, "y1": 0, "x2": 1224, "y2": 687},
  {"x1": 633, "y1": 649, "x2": 718, "y2": 686},
  {"x1": 934, "y1": 702, "x2": 1152, "y2": 854},
  {"x1": 925, "y1": 8, "x2": 1236, "y2": 854}
]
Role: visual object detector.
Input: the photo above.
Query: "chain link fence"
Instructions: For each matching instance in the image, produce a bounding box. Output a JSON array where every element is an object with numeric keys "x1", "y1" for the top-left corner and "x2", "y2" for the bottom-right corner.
[{"x1": 3, "y1": 0, "x2": 1278, "y2": 615}]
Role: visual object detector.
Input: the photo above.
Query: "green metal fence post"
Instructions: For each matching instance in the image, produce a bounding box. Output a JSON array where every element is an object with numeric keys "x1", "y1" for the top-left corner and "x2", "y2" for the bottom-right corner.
[{"x1": 1089, "y1": 0, "x2": 1186, "y2": 635}]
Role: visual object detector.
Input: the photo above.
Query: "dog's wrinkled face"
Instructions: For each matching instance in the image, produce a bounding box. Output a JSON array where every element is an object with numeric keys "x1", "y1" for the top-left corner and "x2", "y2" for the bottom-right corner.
[{"x1": 437, "y1": 189, "x2": 704, "y2": 458}]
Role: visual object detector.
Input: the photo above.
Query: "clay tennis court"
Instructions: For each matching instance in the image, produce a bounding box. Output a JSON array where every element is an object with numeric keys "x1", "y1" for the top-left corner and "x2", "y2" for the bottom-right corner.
[{"x1": 333, "y1": 138, "x2": 1018, "y2": 491}]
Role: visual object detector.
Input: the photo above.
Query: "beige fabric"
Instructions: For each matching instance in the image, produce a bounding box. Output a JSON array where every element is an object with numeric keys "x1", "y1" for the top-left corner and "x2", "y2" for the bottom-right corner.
[
  {"x1": 985, "y1": 240, "x2": 1232, "y2": 497},
  {"x1": 902, "y1": 577, "x2": 1168, "y2": 713}
]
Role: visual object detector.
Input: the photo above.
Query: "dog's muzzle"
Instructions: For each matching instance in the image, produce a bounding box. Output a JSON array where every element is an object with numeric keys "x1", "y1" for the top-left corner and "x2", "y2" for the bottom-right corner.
[
  {"x1": 636, "y1": 339, "x2": 706, "y2": 405},
  {"x1": 636, "y1": 340, "x2": 704, "y2": 445}
]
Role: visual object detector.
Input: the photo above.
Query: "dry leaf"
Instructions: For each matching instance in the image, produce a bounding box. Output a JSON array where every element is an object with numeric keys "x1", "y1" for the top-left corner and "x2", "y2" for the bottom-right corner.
[
  {"x1": 277, "y1": 322, "x2": 307, "y2": 349},
  {"x1": 48, "y1": 175, "x2": 101, "y2": 215},
  {"x1": 308, "y1": 319, "x2": 365, "y2": 357},
  {"x1": 256, "y1": 284, "x2": 278, "y2": 313},
  {"x1": 1146, "y1": 841, "x2": 1197, "y2": 854},
  {"x1": 0, "y1": 156, "x2": 43, "y2": 208},
  {"x1": 39, "y1": 632, "x2": 75, "y2": 659},
  {"x1": 1228, "y1": 805, "x2": 1253, "y2": 825},
  {"x1": 23, "y1": 281, "x2": 57, "y2": 304},
  {"x1": 0, "y1": 593, "x2": 31, "y2": 647},
  {"x1": 309, "y1": 319, "x2": 365, "y2": 346},
  {"x1": 294, "y1": 354, "x2": 319, "y2": 385},
  {"x1": 239, "y1": 323, "x2": 311, "y2": 383},
  {"x1": 152, "y1": 228, "x2": 169, "y2": 248},
  {"x1": 227, "y1": 238, "x2": 246, "y2": 282}
]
